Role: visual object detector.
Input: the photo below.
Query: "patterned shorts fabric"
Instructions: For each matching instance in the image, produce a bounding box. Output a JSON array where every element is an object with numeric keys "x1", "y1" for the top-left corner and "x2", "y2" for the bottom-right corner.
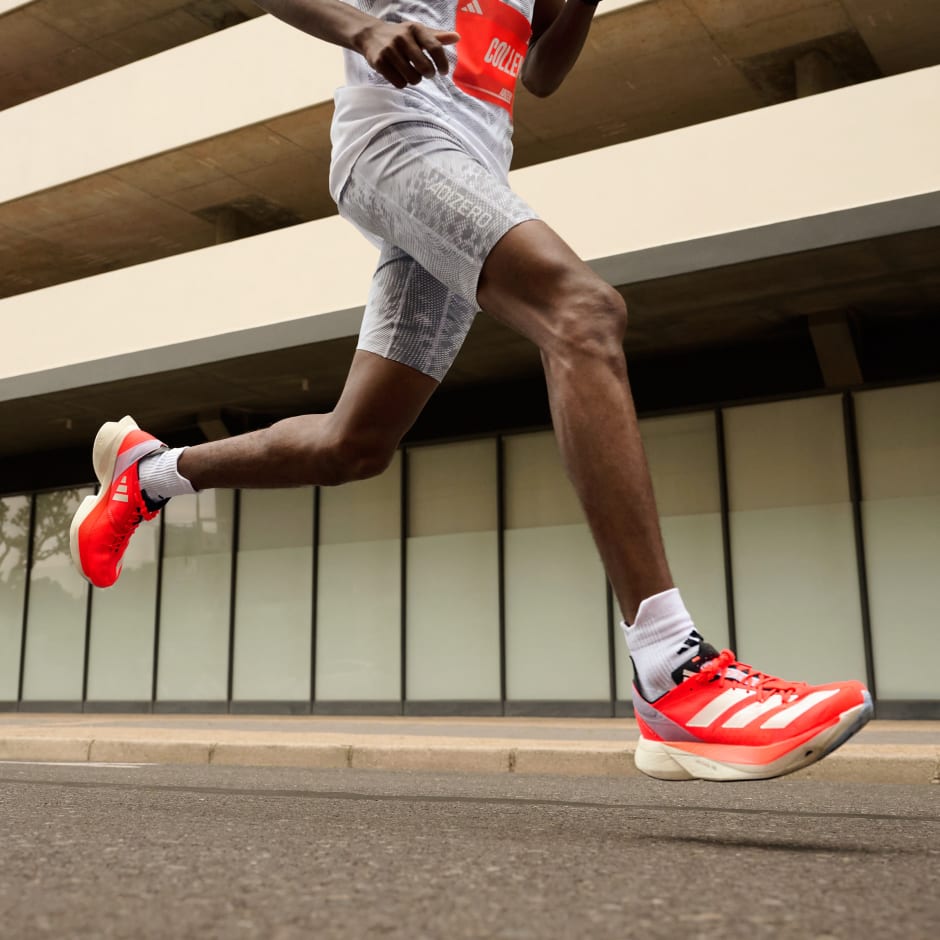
[{"x1": 338, "y1": 122, "x2": 537, "y2": 381}]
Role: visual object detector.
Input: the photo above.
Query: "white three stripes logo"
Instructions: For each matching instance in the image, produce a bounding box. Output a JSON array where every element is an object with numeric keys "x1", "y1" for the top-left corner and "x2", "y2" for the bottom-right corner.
[
  {"x1": 112, "y1": 474, "x2": 129, "y2": 503},
  {"x1": 461, "y1": 0, "x2": 483, "y2": 13},
  {"x1": 687, "y1": 688, "x2": 839, "y2": 730}
]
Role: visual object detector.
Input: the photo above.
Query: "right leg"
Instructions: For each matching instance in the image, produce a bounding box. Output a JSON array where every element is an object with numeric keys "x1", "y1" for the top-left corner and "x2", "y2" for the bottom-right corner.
[
  {"x1": 175, "y1": 239, "x2": 466, "y2": 490},
  {"x1": 177, "y1": 348, "x2": 437, "y2": 490},
  {"x1": 72, "y1": 243, "x2": 459, "y2": 588}
]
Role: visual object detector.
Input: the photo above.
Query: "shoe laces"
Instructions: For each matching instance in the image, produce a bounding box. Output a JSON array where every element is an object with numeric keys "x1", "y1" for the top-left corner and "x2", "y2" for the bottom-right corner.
[
  {"x1": 108, "y1": 507, "x2": 148, "y2": 556},
  {"x1": 699, "y1": 649, "x2": 806, "y2": 702}
]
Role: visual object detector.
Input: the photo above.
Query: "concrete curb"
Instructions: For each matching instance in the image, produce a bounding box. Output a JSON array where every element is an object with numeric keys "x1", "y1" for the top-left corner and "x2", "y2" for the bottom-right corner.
[
  {"x1": 89, "y1": 739, "x2": 213, "y2": 766},
  {"x1": 790, "y1": 747, "x2": 940, "y2": 786},
  {"x1": 0, "y1": 735, "x2": 937, "y2": 784},
  {"x1": 512, "y1": 746, "x2": 641, "y2": 777},
  {"x1": 350, "y1": 744, "x2": 511, "y2": 774},
  {"x1": 211, "y1": 742, "x2": 350, "y2": 769},
  {"x1": 0, "y1": 737, "x2": 93, "y2": 763}
]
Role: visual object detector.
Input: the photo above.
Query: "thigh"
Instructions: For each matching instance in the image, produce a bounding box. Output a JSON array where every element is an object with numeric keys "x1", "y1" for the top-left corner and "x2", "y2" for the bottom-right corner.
[
  {"x1": 339, "y1": 122, "x2": 537, "y2": 305},
  {"x1": 476, "y1": 217, "x2": 615, "y2": 349},
  {"x1": 358, "y1": 242, "x2": 479, "y2": 382},
  {"x1": 331, "y1": 347, "x2": 439, "y2": 452}
]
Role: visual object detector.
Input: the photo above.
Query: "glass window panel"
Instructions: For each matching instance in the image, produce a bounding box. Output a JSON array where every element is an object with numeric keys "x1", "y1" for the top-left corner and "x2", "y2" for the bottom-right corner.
[
  {"x1": 504, "y1": 431, "x2": 584, "y2": 529},
  {"x1": 232, "y1": 488, "x2": 313, "y2": 701},
  {"x1": 316, "y1": 454, "x2": 401, "y2": 701},
  {"x1": 156, "y1": 490, "x2": 234, "y2": 702},
  {"x1": 855, "y1": 382, "x2": 940, "y2": 699},
  {"x1": 504, "y1": 432, "x2": 608, "y2": 701},
  {"x1": 725, "y1": 396, "x2": 866, "y2": 685},
  {"x1": 0, "y1": 495, "x2": 31, "y2": 700},
  {"x1": 21, "y1": 488, "x2": 91, "y2": 701},
  {"x1": 85, "y1": 514, "x2": 159, "y2": 702},
  {"x1": 406, "y1": 440, "x2": 500, "y2": 701},
  {"x1": 641, "y1": 413, "x2": 722, "y2": 518},
  {"x1": 614, "y1": 413, "x2": 729, "y2": 698}
]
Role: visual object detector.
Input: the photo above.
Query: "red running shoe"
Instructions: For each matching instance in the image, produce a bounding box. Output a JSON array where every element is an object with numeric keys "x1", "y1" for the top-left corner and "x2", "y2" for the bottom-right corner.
[
  {"x1": 70, "y1": 416, "x2": 166, "y2": 588},
  {"x1": 633, "y1": 646, "x2": 873, "y2": 781}
]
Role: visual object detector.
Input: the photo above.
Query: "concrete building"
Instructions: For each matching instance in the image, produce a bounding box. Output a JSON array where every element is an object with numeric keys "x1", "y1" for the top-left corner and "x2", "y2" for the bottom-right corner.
[{"x1": 0, "y1": 0, "x2": 937, "y2": 717}]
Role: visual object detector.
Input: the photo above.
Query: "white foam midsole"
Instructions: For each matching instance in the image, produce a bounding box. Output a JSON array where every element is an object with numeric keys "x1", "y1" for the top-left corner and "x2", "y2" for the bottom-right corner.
[{"x1": 635, "y1": 701, "x2": 870, "y2": 782}]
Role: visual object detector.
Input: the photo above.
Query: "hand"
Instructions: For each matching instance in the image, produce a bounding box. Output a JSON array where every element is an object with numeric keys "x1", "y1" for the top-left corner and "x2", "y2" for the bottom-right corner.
[{"x1": 354, "y1": 22, "x2": 460, "y2": 88}]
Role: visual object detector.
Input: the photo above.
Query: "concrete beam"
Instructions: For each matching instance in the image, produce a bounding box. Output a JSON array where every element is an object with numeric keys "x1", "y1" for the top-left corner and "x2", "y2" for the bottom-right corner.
[
  {"x1": 0, "y1": 1, "x2": 33, "y2": 15},
  {"x1": 795, "y1": 50, "x2": 852, "y2": 97},
  {"x1": 197, "y1": 411, "x2": 232, "y2": 442},
  {"x1": 0, "y1": 65, "x2": 938, "y2": 402},
  {"x1": 0, "y1": 2, "x2": 651, "y2": 207},
  {"x1": 809, "y1": 312, "x2": 864, "y2": 388},
  {"x1": 0, "y1": 15, "x2": 344, "y2": 205}
]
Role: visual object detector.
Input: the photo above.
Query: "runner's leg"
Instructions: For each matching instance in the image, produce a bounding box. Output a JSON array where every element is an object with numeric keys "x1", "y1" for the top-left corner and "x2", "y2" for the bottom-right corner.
[
  {"x1": 177, "y1": 348, "x2": 437, "y2": 490},
  {"x1": 71, "y1": 240, "x2": 463, "y2": 590},
  {"x1": 319, "y1": 122, "x2": 873, "y2": 783},
  {"x1": 335, "y1": 122, "x2": 670, "y2": 622},
  {"x1": 476, "y1": 220, "x2": 670, "y2": 623},
  {"x1": 175, "y1": 232, "x2": 484, "y2": 491}
]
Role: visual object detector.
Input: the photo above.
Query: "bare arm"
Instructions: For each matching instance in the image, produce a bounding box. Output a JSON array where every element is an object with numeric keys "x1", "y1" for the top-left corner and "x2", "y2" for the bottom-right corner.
[
  {"x1": 253, "y1": 0, "x2": 459, "y2": 88},
  {"x1": 522, "y1": 0, "x2": 598, "y2": 98}
]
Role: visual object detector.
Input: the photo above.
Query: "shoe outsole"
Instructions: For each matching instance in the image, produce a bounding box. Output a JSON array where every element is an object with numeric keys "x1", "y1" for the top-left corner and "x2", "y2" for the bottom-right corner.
[
  {"x1": 69, "y1": 416, "x2": 140, "y2": 586},
  {"x1": 634, "y1": 690, "x2": 874, "y2": 782}
]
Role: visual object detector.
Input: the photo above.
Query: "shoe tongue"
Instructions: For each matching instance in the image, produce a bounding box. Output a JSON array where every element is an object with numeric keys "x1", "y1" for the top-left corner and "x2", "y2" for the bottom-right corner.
[
  {"x1": 140, "y1": 490, "x2": 169, "y2": 514},
  {"x1": 670, "y1": 641, "x2": 721, "y2": 685}
]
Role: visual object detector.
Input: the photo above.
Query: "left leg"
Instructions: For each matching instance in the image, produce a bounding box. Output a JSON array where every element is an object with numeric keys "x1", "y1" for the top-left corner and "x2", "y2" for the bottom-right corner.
[
  {"x1": 477, "y1": 219, "x2": 671, "y2": 624},
  {"x1": 476, "y1": 219, "x2": 871, "y2": 782},
  {"x1": 333, "y1": 123, "x2": 874, "y2": 781},
  {"x1": 338, "y1": 123, "x2": 669, "y2": 622}
]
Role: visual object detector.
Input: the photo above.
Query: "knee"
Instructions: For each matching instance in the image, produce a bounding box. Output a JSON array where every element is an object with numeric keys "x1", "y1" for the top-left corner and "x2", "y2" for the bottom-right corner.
[
  {"x1": 260, "y1": 416, "x2": 396, "y2": 487},
  {"x1": 545, "y1": 273, "x2": 628, "y2": 363},
  {"x1": 320, "y1": 429, "x2": 395, "y2": 486}
]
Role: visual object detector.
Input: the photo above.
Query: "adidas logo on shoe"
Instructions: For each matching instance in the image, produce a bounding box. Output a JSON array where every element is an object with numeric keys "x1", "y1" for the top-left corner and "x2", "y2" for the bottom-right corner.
[
  {"x1": 461, "y1": 0, "x2": 483, "y2": 13},
  {"x1": 112, "y1": 474, "x2": 130, "y2": 503}
]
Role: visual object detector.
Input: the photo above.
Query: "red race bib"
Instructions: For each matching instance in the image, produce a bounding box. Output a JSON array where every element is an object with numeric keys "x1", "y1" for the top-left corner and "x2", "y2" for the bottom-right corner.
[{"x1": 452, "y1": 0, "x2": 532, "y2": 114}]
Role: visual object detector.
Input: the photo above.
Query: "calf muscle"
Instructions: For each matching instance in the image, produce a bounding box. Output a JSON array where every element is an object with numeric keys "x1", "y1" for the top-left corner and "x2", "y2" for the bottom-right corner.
[
  {"x1": 478, "y1": 220, "x2": 673, "y2": 622},
  {"x1": 178, "y1": 350, "x2": 438, "y2": 491}
]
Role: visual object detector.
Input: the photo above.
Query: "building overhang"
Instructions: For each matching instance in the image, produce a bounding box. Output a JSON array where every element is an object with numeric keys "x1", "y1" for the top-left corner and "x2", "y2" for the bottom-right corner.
[{"x1": 1, "y1": 65, "x2": 937, "y2": 405}]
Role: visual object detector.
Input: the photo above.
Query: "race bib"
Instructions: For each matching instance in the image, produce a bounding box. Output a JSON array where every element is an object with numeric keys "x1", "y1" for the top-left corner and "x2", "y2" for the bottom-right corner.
[{"x1": 452, "y1": 0, "x2": 532, "y2": 114}]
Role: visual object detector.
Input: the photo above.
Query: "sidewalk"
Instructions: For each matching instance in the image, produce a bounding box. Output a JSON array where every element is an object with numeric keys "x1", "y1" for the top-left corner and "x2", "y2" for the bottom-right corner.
[{"x1": 0, "y1": 713, "x2": 937, "y2": 783}]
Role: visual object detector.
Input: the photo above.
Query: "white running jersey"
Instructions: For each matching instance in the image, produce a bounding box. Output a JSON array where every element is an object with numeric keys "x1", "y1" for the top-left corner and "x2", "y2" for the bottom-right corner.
[{"x1": 329, "y1": 0, "x2": 536, "y2": 202}]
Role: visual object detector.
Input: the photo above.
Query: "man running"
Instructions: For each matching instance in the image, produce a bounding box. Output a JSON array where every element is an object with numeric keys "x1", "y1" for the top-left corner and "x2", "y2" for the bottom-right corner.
[{"x1": 70, "y1": 0, "x2": 872, "y2": 780}]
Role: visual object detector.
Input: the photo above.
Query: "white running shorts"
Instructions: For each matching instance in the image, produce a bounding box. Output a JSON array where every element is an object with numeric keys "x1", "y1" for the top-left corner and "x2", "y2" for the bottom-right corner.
[{"x1": 338, "y1": 122, "x2": 538, "y2": 381}]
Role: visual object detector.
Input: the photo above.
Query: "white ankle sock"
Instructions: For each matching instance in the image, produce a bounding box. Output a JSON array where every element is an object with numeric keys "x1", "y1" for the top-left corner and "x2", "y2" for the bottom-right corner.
[
  {"x1": 138, "y1": 447, "x2": 196, "y2": 503},
  {"x1": 621, "y1": 588, "x2": 706, "y2": 701}
]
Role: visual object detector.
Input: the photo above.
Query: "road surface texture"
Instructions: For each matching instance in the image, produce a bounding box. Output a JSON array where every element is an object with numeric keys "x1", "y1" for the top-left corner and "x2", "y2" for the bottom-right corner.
[{"x1": 1, "y1": 763, "x2": 937, "y2": 939}]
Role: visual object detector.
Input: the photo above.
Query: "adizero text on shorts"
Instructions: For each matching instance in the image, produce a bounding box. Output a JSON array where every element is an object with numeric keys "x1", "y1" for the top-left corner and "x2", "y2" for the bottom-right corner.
[{"x1": 338, "y1": 122, "x2": 537, "y2": 381}]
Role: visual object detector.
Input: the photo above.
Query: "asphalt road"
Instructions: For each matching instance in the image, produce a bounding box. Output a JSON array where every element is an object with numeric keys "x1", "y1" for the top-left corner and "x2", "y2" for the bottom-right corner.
[{"x1": 0, "y1": 763, "x2": 937, "y2": 939}]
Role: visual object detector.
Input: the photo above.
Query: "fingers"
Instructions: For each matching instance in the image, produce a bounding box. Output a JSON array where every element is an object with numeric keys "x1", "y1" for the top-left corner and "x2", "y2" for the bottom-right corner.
[
  {"x1": 399, "y1": 29, "x2": 438, "y2": 79},
  {"x1": 418, "y1": 28, "x2": 461, "y2": 75},
  {"x1": 371, "y1": 24, "x2": 461, "y2": 87},
  {"x1": 381, "y1": 44, "x2": 425, "y2": 87}
]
